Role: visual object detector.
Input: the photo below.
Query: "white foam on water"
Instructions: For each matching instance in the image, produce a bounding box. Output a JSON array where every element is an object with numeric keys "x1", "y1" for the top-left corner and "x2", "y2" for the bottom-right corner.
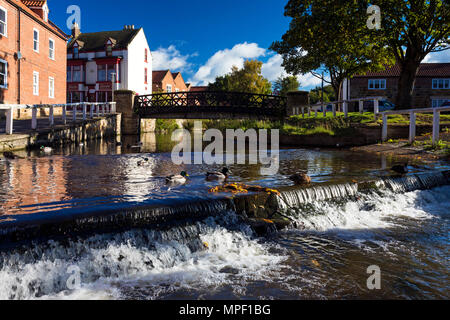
[
  {"x1": 288, "y1": 186, "x2": 450, "y2": 234},
  {"x1": 0, "y1": 214, "x2": 286, "y2": 300}
]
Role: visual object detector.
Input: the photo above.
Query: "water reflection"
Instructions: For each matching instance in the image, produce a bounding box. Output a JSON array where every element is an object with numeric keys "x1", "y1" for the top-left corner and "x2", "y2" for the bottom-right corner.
[{"x1": 0, "y1": 133, "x2": 447, "y2": 219}]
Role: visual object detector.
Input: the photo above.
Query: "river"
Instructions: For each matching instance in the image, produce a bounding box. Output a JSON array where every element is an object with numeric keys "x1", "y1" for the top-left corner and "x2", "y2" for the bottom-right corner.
[{"x1": 0, "y1": 133, "x2": 448, "y2": 300}]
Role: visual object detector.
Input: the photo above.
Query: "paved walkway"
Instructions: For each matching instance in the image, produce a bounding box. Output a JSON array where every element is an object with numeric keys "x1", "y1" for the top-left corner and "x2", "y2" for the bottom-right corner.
[{"x1": 0, "y1": 116, "x2": 103, "y2": 135}]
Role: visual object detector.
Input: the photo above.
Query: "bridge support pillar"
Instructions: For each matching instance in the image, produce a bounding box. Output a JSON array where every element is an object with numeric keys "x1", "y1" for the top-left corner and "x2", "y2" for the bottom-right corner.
[
  {"x1": 287, "y1": 91, "x2": 309, "y2": 117},
  {"x1": 114, "y1": 90, "x2": 140, "y2": 135}
]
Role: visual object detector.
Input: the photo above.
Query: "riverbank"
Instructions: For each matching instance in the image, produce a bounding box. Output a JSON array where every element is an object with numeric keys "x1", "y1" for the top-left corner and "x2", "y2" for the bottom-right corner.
[{"x1": 0, "y1": 114, "x2": 121, "y2": 152}]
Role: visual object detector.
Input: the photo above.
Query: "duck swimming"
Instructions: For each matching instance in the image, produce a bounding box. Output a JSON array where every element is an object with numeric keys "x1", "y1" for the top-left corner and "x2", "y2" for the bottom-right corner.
[
  {"x1": 391, "y1": 163, "x2": 409, "y2": 175},
  {"x1": 206, "y1": 168, "x2": 231, "y2": 181},
  {"x1": 289, "y1": 172, "x2": 312, "y2": 185},
  {"x1": 166, "y1": 171, "x2": 189, "y2": 185},
  {"x1": 40, "y1": 146, "x2": 53, "y2": 154}
]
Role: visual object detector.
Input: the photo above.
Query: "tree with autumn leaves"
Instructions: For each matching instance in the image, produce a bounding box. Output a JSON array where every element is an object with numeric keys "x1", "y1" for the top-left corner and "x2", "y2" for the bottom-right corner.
[{"x1": 271, "y1": 0, "x2": 449, "y2": 109}]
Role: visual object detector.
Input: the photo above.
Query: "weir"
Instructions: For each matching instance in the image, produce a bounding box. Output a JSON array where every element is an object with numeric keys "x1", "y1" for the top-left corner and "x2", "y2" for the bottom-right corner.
[{"x1": 0, "y1": 171, "x2": 449, "y2": 245}]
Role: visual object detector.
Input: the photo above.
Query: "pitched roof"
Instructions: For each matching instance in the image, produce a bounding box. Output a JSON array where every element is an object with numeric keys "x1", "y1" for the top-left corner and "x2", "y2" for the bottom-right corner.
[
  {"x1": 68, "y1": 28, "x2": 141, "y2": 52},
  {"x1": 172, "y1": 72, "x2": 180, "y2": 79},
  {"x1": 21, "y1": 0, "x2": 46, "y2": 7},
  {"x1": 356, "y1": 63, "x2": 450, "y2": 78},
  {"x1": 152, "y1": 70, "x2": 171, "y2": 83},
  {"x1": 8, "y1": 0, "x2": 67, "y2": 39}
]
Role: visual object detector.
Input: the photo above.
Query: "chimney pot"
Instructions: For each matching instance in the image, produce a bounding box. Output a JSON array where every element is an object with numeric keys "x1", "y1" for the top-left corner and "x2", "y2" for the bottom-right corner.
[{"x1": 71, "y1": 22, "x2": 81, "y2": 38}]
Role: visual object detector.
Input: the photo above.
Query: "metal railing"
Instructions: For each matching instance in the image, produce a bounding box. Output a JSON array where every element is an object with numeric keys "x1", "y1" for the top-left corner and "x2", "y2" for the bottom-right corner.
[
  {"x1": 291, "y1": 96, "x2": 386, "y2": 121},
  {"x1": 0, "y1": 102, "x2": 117, "y2": 135},
  {"x1": 378, "y1": 106, "x2": 450, "y2": 146}
]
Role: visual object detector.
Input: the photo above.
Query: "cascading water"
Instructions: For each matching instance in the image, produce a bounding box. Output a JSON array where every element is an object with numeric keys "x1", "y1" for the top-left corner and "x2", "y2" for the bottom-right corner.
[{"x1": 0, "y1": 211, "x2": 286, "y2": 300}]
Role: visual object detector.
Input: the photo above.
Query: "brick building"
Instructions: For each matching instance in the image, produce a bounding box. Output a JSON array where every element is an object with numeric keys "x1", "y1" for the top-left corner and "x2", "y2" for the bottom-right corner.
[
  {"x1": 152, "y1": 70, "x2": 189, "y2": 93},
  {"x1": 0, "y1": 0, "x2": 67, "y2": 104},
  {"x1": 349, "y1": 63, "x2": 450, "y2": 108},
  {"x1": 67, "y1": 25, "x2": 152, "y2": 103}
]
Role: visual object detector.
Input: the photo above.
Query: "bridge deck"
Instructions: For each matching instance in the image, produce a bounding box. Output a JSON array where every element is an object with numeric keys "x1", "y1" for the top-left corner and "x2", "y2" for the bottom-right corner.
[{"x1": 136, "y1": 91, "x2": 287, "y2": 120}]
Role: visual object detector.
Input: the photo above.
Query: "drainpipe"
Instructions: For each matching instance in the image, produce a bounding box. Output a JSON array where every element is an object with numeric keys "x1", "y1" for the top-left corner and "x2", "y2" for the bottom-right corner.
[{"x1": 16, "y1": 7, "x2": 21, "y2": 103}]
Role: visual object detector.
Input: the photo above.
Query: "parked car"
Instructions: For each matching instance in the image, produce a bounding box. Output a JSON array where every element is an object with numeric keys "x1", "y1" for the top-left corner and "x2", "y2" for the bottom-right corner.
[
  {"x1": 441, "y1": 101, "x2": 450, "y2": 107},
  {"x1": 378, "y1": 100, "x2": 396, "y2": 112}
]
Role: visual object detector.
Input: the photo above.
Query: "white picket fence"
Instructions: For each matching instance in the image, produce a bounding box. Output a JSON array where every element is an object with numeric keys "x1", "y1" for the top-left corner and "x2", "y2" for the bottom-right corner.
[
  {"x1": 292, "y1": 96, "x2": 386, "y2": 121},
  {"x1": 0, "y1": 102, "x2": 116, "y2": 135},
  {"x1": 378, "y1": 106, "x2": 450, "y2": 146}
]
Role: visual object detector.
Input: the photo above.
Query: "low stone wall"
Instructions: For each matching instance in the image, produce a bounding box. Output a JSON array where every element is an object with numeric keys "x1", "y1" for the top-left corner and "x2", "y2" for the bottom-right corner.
[
  {"x1": 281, "y1": 123, "x2": 450, "y2": 148},
  {"x1": 0, "y1": 114, "x2": 121, "y2": 152}
]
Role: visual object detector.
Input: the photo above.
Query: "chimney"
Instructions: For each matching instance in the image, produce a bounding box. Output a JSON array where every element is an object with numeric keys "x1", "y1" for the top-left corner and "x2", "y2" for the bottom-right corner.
[{"x1": 71, "y1": 22, "x2": 81, "y2": 38}]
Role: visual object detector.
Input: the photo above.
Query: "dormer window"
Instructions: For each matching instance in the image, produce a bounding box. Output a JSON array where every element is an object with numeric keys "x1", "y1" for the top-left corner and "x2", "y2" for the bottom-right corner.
[
  {"x1": 105, "y1": 39, "x2": 114, "y2": 57},
  {"x1": 73, "y1": 42, "x2": 79, "y2": 58}
]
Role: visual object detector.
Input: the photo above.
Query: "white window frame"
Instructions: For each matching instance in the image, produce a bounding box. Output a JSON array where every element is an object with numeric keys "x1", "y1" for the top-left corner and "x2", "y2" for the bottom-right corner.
[
  {"x1": 432, "y1": 97, "x2": 450, "y2": 108},
  {"x1": 48, "y1": 77, "x2": 55, "y2": 98},
  {"x1": 432, "y1": 79, "x2": 450, "y2": 90},
  {"x1": 33, "y1": 71, "x2": 39, "y2": 96},
  {"x1": 0, "y1": 58, "x2": 7, "y2": 88},
  {"x1": 368, "y1": 79, "x2": 386, "y2": 90},
  {"x1": 166, "y1": 84, "x2": 172, "y2": 93},
  {"x1": 33, "y1": 28, "x2": 39, "y2": 53},
  {"x1": 49, "y1": 38, "x2": 55, "y2": 60},
  {"x1": 0, "y1": 6, "x2": 7, "y2": 37}
]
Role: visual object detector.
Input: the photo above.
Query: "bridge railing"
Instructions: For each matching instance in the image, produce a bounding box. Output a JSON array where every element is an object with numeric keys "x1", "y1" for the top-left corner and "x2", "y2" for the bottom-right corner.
[
  {"x1": 291, "y1": 96, "x2": 387, "y2": 120},
  {"x1": 136, "y1": 91, "x2": 287, "y2": 110},
  {"x1": 0, "y1": 102, "x2": 116, "y2": 135},
  {"x1": 378, "y1": 106, "x2": 450, "y2": 146}
]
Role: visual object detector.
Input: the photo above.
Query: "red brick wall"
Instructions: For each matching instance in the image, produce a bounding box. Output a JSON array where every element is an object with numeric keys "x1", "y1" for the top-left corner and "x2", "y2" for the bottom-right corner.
[
  {"x1": 0, "y1": 0, "x2": 66, "y2": 105},
  {"x1": 351, "y1": 76, "x2": 450, "y2": 108},
  {"x1": 173, "y1": 75, "x2": 187, "y2": 92}
]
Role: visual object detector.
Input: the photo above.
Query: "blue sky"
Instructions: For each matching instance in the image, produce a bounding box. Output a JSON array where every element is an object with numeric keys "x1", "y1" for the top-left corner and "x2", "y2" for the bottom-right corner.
[{"x1": 48, "y1": 0, "x2": 448, "y2": 89}]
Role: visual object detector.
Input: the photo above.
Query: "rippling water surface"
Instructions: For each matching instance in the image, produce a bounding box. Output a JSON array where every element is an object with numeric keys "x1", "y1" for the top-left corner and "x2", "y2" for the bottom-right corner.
[{"x1": 0, "y1": 134, "x2": 448, "y2": 300}]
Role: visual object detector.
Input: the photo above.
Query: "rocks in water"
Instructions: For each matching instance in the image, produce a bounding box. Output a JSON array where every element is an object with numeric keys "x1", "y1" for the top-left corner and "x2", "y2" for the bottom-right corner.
[{"x1": 289, "y1": 172, "x2": 312, "y2": 185}]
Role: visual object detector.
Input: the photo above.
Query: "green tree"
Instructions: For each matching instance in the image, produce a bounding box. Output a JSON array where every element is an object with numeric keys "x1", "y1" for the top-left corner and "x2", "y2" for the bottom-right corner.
[
  {"x1": 376, "y1": 0, "x2": 449, "y2": 109},
  {"x1": 309, "y1": 85, "x2": 336, "y2": 105},
  {"x1": 272, "y1": 0, "x2": 450, "y2": 109},
  {"x1": 209, "y1": 60, "x2": 272, "y2": 94},
  {"x1": 271, "y1": 0, "x2": 392, "y2": 103},
  {"x1": 273, "y1": 75, "x2": 301, "y2": 96}
]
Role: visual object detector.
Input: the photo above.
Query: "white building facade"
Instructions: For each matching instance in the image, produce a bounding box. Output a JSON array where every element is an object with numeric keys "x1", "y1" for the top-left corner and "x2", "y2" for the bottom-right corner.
[{"x1": 67, "y1": 25, "x2": 152, "y2": 103}]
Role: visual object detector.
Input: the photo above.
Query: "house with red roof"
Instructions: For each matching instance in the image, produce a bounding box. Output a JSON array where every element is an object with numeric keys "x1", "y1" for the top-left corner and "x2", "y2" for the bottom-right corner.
[
  {"x1": 152, "y1": 70, "x2": 189, "y2": 93},
  {"x1": 349, "y1": 63, "x2": 450, "y2": 109},
  {"x1": 0, "y1": 0, "x2": 68, "y2": 104}
]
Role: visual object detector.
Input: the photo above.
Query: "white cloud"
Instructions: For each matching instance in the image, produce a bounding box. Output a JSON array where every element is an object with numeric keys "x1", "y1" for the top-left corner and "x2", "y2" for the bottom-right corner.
[
  {"x1": 152, "y1": 45, "x2": 194, "y2": 71},
  {"x1": 190, "y1": 42, "x2": 266, "y2": 86},
  {"x1": 261, "y1": 53, "x2": 323, "y2": 89},
  {"x1": 423, "y1": 50, "x2": 450, "y2": 63}
]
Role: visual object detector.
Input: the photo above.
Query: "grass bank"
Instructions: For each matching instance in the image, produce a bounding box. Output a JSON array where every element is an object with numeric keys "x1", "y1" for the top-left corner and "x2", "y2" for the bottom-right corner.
[{"x1": 181, "y1": 112, "x2": 450, "y2": 138}]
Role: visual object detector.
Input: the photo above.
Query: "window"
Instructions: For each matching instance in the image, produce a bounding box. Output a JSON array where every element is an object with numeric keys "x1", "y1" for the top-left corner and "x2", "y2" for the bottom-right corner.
[
  {"x1": 33, "y1": 72, "x2": 39, "y2": 96},
  {"x1": 432, "y1": 98, "x2": 450, "y2": 108},
  {"x1": 368, "y1": 79, "x2": 386, "y2": 90},
  {"x1": 67, "y1": 66, "x2": 72, "y2": 82},
  {"x1": 73, "y1": 65, "x2": 82, "y2": 82},
  {"x1": 106, "y1": 44, "x2": 112, "y2": 57},
  {"x1": 49, "y1": 39, "x2": 55, "y2": 60},
  {"x1": 144, "y1": 68, "x2": 148, "y2": 83},
  {"x1": 144, "y1": 49, "x2": 148, "y2": 62},
  {"x1": 432, "y1": 79, "x2": 450, "y2": 90},
  {"x1": 0, "y1": 59, "x2": 7, "y2": 88},
  {"x1": 97, "y1": 65, "x2": 106, "y2": 81},
  {"x1": 166, "y1": 84, "x2": 172, "y2": 93},
  {"x1": 73, "y1": 46, "x2": 79, "y2": 59},
  {"x1": 0, "y1": 6, "x2": 7, "y2": 37},
  {"x1": 49, "y1": 77, "x2": 54, "y2": 98},
  {"x1": 107, "y1": 64, "x2": 116, "y2": 81},
  {"x1": 33, "y1": 29, "x2": 39, "y2": 52}
]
